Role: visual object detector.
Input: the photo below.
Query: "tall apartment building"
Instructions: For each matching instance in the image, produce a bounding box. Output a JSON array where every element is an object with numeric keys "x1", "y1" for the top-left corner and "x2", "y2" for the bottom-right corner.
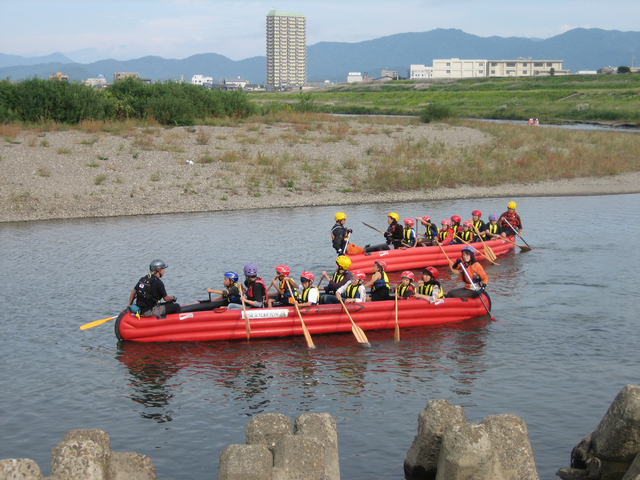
[{"x1": 266, "y1": 9, "x2": 306, "y2": 87}]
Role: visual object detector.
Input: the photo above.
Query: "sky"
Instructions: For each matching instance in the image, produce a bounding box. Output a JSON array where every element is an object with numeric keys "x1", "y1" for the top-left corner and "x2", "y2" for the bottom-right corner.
[{"x1": 1, "y1": 0, "x2": 640, "y2": 63}]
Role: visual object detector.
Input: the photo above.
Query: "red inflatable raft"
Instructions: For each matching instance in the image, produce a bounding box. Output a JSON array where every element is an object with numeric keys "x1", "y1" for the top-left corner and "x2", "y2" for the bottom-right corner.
[
  {"x1": 115, "y1": 294, "x2": 492, "y2": 343},
  {"x1": 346, "y1": 236, "x2": 515, "y2": 274}
]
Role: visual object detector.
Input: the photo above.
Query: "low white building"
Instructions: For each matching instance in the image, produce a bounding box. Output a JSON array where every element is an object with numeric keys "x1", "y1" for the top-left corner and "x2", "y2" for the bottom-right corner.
[
  {"x1": 347, "y1": 72, "x2": 363, "y2": 83},
  {"x1": 191, "y1": 75, "x2": 214, "y2": 85},
  {"x1": 487, "y1": 59, "x2": 568, "y2": 77},
  {"x1": 409, "y1": 64, "x2": 433, "y2": 79},
  {"x1": 223, "y1": 77, "x2": 250, "y2": 89},
  {"x1": 433, "y1": 59, "x2": 487, "y2": 78},
  {"x1": 84, "y1": 74, "x2": 108, "y2": 88}
]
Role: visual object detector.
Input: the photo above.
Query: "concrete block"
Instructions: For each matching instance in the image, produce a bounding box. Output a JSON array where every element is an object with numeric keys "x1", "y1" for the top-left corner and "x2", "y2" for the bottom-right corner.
[{"x1": 218, "y1": 444, "x2": 273, "y2": 480}]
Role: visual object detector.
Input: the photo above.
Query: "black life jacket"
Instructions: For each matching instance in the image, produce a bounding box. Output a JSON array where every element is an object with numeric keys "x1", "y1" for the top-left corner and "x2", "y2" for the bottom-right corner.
[{"x1": 135, "y1": 274, "x2": 160, "y2": 308}]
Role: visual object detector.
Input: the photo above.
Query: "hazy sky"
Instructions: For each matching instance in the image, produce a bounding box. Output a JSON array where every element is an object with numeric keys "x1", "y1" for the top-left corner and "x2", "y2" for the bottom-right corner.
[{"x1": 2, "y1": 0, "x2": 639, "y2": 62}]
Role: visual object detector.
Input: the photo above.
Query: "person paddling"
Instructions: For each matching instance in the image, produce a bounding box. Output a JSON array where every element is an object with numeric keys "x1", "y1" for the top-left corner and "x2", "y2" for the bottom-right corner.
[
  {"x1": 452, "y1": 220, "x2": 476, "y2": 244},
  {"x1": 320, "y1": 255, "x2": 352, "y2": 304},
  {"x1": 499, "y1": 201, "x2": 523, "y2": 237},
  {"x1": 402, "y1": 218, "x2": 417, "y2": 247},
  {"x1": 268, "y1": 264, "x2": 298, "y2": 307},
  {"x1": 446, "y1": 246, "x2": 489, "y2": 299},
  {"x1": 397, "y1": 271, "x2": 416, "y2": 299},
  {"x1": 435, "y1": 219, "x2": 454, "y2": 246},
  {"x1": 481, "y1": 214, "x2": 506, "y2": 240},
  {"x1": 415, "y1": 266, "x2": 445, "y2": 303},
  {"x1": 415, "y1": 215, "x2": 438, "y2": 246},
  {"x1": 128, "y1": 259, "x2": 181, "y2": 317},
  {"x1": 334, "y1": 270, "x2": 367, "y2": 303},
  {"x1": 228, "y1": 263, "x2": 267, "y2": 309},
  {"x1": 471, "y1": 210, "x2": 485, "y2": 234},
  {"x1": 296, "y1": 272, "x2": 319, "y2": 308}
]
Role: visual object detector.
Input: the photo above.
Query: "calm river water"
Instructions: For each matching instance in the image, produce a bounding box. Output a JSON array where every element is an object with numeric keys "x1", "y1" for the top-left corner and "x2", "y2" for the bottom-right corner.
[{"x1": 1, "y1": 194, "x2": 639, "y2": 479}]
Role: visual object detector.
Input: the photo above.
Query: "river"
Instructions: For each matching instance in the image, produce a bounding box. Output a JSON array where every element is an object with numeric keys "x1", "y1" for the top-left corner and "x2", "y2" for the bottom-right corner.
[{"x1": 1, "y1": 194, "x2": 638, "y2": 479}]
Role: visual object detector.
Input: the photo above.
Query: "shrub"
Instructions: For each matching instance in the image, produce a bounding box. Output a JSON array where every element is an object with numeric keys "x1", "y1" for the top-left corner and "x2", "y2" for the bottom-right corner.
[{"x1": 419, "y1": 102, "x2": 452, "y2": 123}]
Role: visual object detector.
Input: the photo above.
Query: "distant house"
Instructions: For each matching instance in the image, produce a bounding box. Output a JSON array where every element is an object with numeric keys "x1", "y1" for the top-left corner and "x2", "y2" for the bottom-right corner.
[
  {"x1": 347, "y1": 72, "x2": 363, "y2": 83},
  {"x1": 223, "y1": 77, "x2": 250, "y2": 89},
  {"x1": 381, "y1": 69, "x2": 398, "y2": 79},
  {"x1": 191, "y1": 75, "x2": 214, "y2": 85},
  {"x1": 409, "y1": 64, "x2": 433, "y2": 79},
  {"x1": 113, "y1": 72, "x2": 139, "y2": 82},
  {"x1": 49, "y1": 72, "x2": 68, "y2": 81},
  {"x1": 432, "y1": 59, "x2": 487, "y2": 78},
  {"x1": 487, "y1": 59, "x2": 568, "y2": 77},
  {"x1": 84, "y1": 75, "x2": 108, "y2": 88},
  {"x1": 244, "y1": 84, "x2": 265, "y2": 91}
]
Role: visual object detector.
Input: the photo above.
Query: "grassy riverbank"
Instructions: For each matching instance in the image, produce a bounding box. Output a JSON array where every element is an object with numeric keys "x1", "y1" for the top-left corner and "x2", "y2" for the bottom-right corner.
[
  {"x1": 252, "y1": 75, "x2": 640, "y2": 125},
  {"x1": 1, "y1": 113, "x2": 639, "y2": 222}
]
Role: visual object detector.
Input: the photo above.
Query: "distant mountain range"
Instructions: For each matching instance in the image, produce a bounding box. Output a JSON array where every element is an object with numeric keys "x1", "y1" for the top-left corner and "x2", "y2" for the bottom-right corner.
[{"x1": 1, "y1": 28, "x2": 639, "y2": 84}]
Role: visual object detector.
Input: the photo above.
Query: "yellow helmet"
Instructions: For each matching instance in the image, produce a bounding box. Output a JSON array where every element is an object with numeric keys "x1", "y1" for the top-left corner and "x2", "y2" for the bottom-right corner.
[
  {"x1": 388, "y1": 212, "x2": 400, "y2": 222},
  {"x1": 336, "y1": 255, "x2": 352, "y2": 270},
  {"x1": 507, "y1": 201, "x2": 517, "y2": 210},
  {"x1": 334, "y1": 212, "x2": 347, "y2": 222}
]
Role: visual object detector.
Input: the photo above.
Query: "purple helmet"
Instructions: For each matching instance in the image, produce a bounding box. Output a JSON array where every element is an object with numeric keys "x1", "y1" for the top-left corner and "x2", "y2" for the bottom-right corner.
[
  {"x1": 462, "y1": 245, "x2": 476, "y2": 254},
  {"x1": 243, "y1": 263, "x2": 258, "y2": 276},
  {"x1": 489, "y1": 214, "x2": 498, "y2": 221}
]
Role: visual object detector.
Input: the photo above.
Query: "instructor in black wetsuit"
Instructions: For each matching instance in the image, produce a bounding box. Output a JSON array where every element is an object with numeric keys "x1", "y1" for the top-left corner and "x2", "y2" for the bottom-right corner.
[{"x1": 128, "y1": 259, "x2": 181, "y2": 317}]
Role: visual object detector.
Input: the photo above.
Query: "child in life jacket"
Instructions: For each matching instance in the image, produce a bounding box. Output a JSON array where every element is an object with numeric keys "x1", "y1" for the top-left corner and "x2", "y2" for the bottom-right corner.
[
  {"x1": 415, "y1": 215, "x2": 438, "y2": 246},
  {"x1": 228, "y1": 263, "x2": 267, "y2": 309},
  {"x1": 402, "y1": 218, "x2": 417, "y2": 247},
  {"x1": 206, "y1": 271, "x2": 242, "y2": 308},
  {"x1": 396, "y1": 271, "x2": 416, "y2": 299},
  {"x1": 452, "y1": 221, "x2": 476, "y2": 245},
  {"x1": 435, "y1": 219, "x2": 454, "y2": 246},
  {"x1": 365, "y1": 260, "x2": 391, "y2": 302},
  {"x1": 335, "y1": 270, "x2": 367, "y2": 303},
  {"x1": 297, "y1": 271, "x2": 319, "y2": 307},
  {"x1": 268, "y1": 264, "x2": 298, "y2": 307},
  {"x1": 415, "y1": 266, "x2": 445, "y2": 304},
  {"x1": 446, "y1": 246, "x2": 489, "y2": 299},
  {"x1": 481, "y1": 214, "x2": 506, "y2": 240}
]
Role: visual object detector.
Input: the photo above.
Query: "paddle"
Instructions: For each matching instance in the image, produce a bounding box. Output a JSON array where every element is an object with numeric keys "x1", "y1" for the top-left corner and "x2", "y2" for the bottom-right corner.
[
  {"x1": 362, "y1": 221, "x2": 386, "y2": 235},
  {"x1": 394, "y1": 290, "x2": 400, "y2": 342},
  {"x1": 286, "y1": 282, "x2": 315, "y2": 349},
  {"x1": 340, "y1": 231, "x2": 351, "y2": 255},
  {"x1": 459, "y1": 263, "x2": 495, "y2": 321},
  {"x1": 80, "y1": 314, "x2": 117, "y2": 330},
  {"x1": 500, "y1": 234, "x2": 533, "y2": 252},
  {"x1": 337, "y1": 295, "x2": 370, "y2": 346},
  {"x1": 453, "y1": 235, "x2": 499, "y2": 265},
  {"x1": 503, "y1": 218, "x2": 532, "y2": 249},
  {"x1": 238, "y1": 283, "x2": 251, "y2": 340},
  {"x1": 436, "y1": 242, "x2": 458, "y2": 274},
  {"x1": 472, "y1": 226, "x2": 497, "y2": 261}
]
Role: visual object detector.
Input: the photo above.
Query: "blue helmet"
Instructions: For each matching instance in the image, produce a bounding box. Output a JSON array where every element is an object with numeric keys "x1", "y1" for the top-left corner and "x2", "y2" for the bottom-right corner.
[
  {"x1": 243, "y1": 263, "x2": 258, "y2": 276},
  {"x1": 224, "y1": 271, "x2": 239, "y2": 282}
]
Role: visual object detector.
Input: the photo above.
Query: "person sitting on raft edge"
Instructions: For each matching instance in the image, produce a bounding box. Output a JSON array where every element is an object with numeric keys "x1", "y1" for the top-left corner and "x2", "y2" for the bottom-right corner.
[
  {"x1": 128, "y1": 259, "x2": 181, "y2": 317},
  {"x1": 320, "y1": 255, "x2": 352, "y2": 304},
  {"x1": 334, "y1": 270, "x2": 367, "y2": 303},
  {"x1": 365, "y1": 260, "x2": 391, "y2": 302},
  {"x1": 206, "y1": 271, "x2": 241, "y2": 309},
  {"x1": 296, "y1": 272, "x2": 319, "y2": 308},
  {"x1": 228, "y1": 263, "x2": 267, "y2": 309},
  {"x1": 384, "y1": 212, "x2": 404, "y2": 249},
  {"x1": 446, "y1": 246, "x2": 489, "y2": 299}
]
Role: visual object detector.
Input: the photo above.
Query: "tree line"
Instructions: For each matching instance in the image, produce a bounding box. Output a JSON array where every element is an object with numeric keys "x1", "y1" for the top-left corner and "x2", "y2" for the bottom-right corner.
[{"x1": 0, "y1": 77, "x2": 255, "y2": 125}]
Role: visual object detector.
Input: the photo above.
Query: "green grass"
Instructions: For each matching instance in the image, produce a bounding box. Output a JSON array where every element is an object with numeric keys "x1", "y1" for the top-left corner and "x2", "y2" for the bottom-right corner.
[{"x1": 249, "y1": 75, "x2": 640, "y2": 124}]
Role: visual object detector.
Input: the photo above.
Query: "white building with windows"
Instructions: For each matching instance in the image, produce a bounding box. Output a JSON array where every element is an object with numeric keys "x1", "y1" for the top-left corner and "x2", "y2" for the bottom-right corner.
[
  {"x1": 432, "y1": 59, "x2": 487, "y2": 78},
  {"x1": 191, "y1": 75, "x2": 214, "y2": 85},
  {"x1": 409, "y1": 64, "x2": 433, "y2": 79},
  {"x1": 487, "y1": 59, "x2": 568, "y2": 77},
  {"x1": 347, "y1": 72, "x2": 363, "y2": 83},
  {"x1": 266, "y1": 9, "x2": 307, "y2": 87}
]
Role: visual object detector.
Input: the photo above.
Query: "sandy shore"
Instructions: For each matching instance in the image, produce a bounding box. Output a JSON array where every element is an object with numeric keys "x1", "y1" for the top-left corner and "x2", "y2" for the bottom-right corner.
[{"x1": 2, "y1": 121, "x2": 639, "y2": 223}]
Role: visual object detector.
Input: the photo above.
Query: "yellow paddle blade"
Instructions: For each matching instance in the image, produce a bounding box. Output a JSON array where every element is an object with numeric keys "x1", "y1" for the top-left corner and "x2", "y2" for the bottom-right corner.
[{"x1": 79, "y1": 316, "x2": 114, "y2": 330}]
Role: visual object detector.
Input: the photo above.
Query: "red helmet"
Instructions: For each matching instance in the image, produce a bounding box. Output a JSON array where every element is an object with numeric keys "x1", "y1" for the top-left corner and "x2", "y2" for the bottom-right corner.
[
  {"x1": 463, "y1": 220, "x2": 473, "y2": 228},
  {"x1": 401, "y1": 271, "x2": 414, "y2": 280},
  {"x1": 375, "y1": 260, "x2": 387, "y2": 270},
  {"x1": 353, "y1": 270, "x2": 366, "y2": 281},
  {"x1": 423, "y1": 266, "x2": 439, "y2": 280},
  {"x1": 441, "y1": 219, "x2": 451, "y2": 226},
  {"x1": 422, "y1": 215, "x2": 430, "y2": 222},
  {"x1": 451, "y1": 215, "x2": 461, "y2": 224},
  {"x1": 300, "y1": 271, "x2": 315, "y2": 283},
  {"x1": 404, "y1": 218, "x2": 414, "y2": 226},
  {"x1": 275, "y1": 265, "x2": 290, "y2": 276},
  {"x1": 472, "y1": 210, "x2": 482, "y2": 217}
]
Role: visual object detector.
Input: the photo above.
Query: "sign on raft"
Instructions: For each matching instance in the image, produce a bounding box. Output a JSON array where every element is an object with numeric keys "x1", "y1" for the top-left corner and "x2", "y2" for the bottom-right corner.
[{"x1": 242, "y1": 309, "x2": 289, "y2": 320}]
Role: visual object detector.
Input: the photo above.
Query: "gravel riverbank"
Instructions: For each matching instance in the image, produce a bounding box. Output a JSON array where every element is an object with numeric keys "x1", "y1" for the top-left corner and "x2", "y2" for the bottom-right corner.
[{"x1": 2, "y1": 120, "x2": 639, "y2": 223}]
